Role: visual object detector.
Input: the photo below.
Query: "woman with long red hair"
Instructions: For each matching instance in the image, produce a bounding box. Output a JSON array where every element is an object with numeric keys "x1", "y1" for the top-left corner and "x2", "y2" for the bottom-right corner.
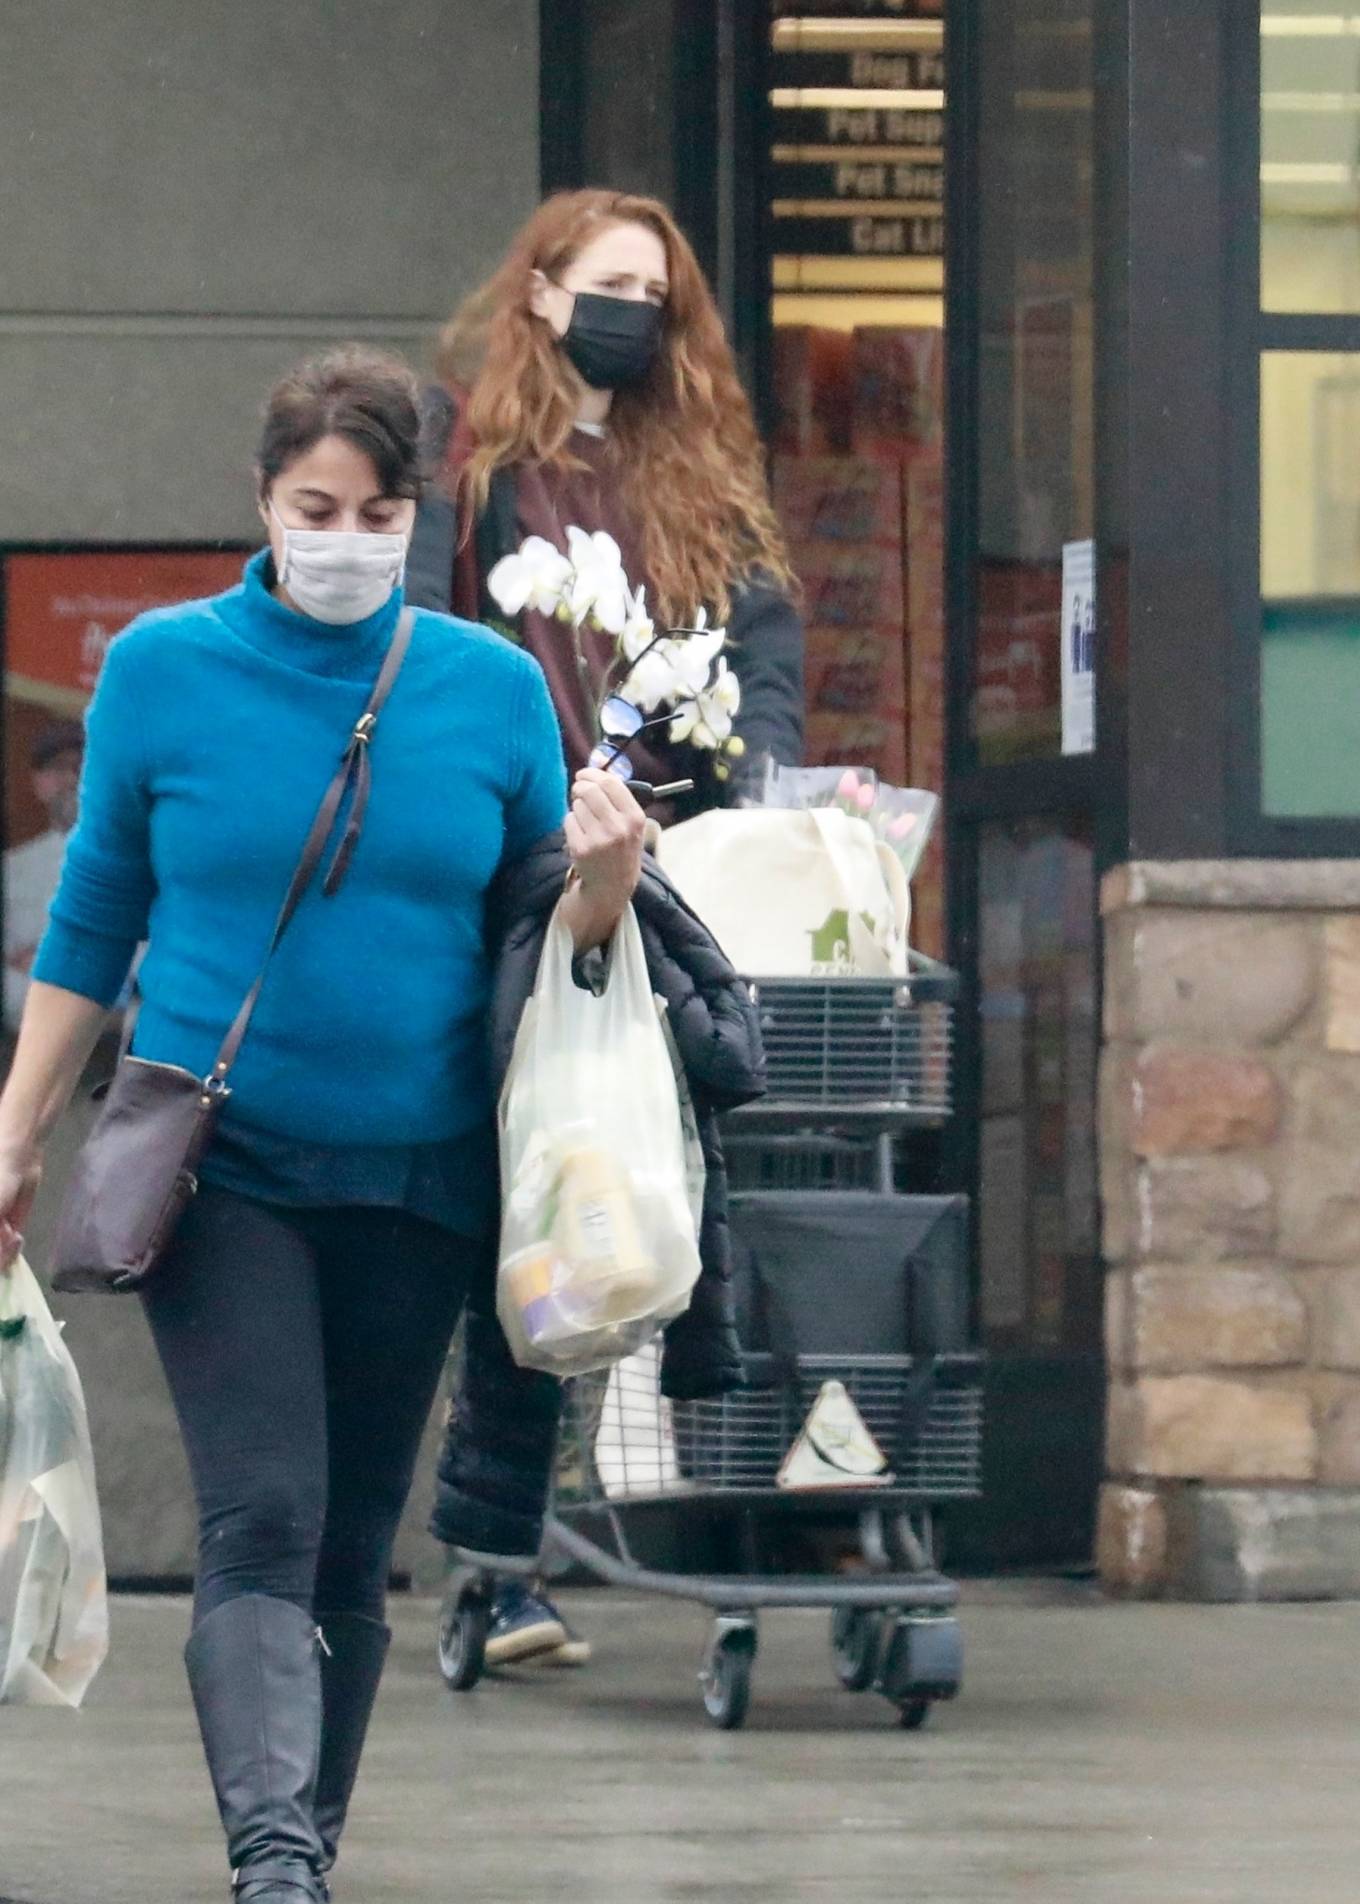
[
  {"x1": 409, "y1": 189, "x2": 804, "y2": 1668},
  {"x1": 408, "y1": 187, "x2": 804, "y2": 812}
]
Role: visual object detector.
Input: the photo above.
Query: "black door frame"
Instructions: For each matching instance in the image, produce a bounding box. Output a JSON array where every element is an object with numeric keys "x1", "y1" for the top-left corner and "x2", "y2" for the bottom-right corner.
[{"x1": 938, "y1": 0, "x2": 1136, "y2": 1566}]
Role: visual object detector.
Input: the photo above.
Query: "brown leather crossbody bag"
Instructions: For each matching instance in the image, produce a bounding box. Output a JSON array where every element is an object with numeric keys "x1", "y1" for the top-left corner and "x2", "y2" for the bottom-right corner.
[{"x1": 49, "y1": 607, "x2": 415, "y2": 1295}]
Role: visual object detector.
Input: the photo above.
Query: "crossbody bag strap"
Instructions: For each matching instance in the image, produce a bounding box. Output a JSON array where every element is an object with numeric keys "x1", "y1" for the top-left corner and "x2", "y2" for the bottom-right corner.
[{"x1": 204, "y1": 605, "x2": 415, "y2": 1093}]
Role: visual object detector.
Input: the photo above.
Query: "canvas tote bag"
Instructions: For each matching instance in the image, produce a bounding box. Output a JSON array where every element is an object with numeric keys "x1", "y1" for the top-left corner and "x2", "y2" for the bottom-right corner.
[{"x1": 657, "y1": 807, "x2": 909, "y2": 977}]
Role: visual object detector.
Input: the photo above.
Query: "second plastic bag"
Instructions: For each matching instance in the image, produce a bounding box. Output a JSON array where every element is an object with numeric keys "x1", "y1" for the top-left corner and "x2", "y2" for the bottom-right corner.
[
  {"x1": 497, "y1": 901, "x2": 703, "y2": 1379},
  {"x1": 0, "y1": 1256, "x2": 109, "y2": 1707}
]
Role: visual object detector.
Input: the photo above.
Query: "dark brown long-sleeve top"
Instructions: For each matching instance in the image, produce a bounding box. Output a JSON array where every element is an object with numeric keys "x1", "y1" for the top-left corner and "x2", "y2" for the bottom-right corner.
[{"x1": 407, "y1": 390, "x2": 805, "y2": 808}]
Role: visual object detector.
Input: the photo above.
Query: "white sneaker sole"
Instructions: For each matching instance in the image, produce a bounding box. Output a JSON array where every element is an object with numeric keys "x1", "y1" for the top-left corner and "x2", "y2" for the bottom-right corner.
[
  {"x1": 538, "y1": 1638, "x2": 593, "y2": 1668},
  {"x1": 484, "y1": 1618, "x2": 568, "y2": 1666}
]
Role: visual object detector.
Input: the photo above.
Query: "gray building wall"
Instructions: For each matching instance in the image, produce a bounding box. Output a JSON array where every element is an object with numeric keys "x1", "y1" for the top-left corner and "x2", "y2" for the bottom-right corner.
[
  {"x1": 2, "y1": 0, "x2": 540, "y2": 1582},
  {"x1": 1, "y1": 0, "x2": 538, "y2": 540}
]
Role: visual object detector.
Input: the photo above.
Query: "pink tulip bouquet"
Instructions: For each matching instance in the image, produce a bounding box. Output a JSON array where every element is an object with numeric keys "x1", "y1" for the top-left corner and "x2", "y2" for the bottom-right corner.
[{"x1": 755, "y1": 761, "x2": 940, "y2": 882}]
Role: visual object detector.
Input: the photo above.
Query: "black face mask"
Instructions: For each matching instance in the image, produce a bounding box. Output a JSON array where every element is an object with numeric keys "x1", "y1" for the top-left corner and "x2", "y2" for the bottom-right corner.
[{"x1": 560, "y1": 292, "x2": 664, "y2": 390}]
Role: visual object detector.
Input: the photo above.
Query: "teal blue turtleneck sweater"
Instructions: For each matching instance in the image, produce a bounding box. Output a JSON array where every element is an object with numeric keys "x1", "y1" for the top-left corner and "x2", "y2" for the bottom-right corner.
[{"x1": 34, "y1": 552, "x2": 568, "y2": 1193}]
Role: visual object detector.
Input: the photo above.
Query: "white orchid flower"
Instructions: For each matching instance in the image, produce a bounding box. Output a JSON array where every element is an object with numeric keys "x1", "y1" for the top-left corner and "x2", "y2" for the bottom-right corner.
[
  {"x1": 622, "y1": 624, "x2": 729, "y2": 717},
  {"x1": 670, "y1": 657, "x2": 742, "y2": 749},
  {"x1": 670, "y1": 627, "x2": 727, "y2": 697},
  {"x1": 564, "y1": 527, "x2": 631, "y2": 635},
  {"x1": 620, "y1": 585, "x2": 656, "y2": 663},
  {"x1": 491, "y1": 526, "x2": 745, "y2": 753},
  {"x1": 702, "y1": 659, "x2": 742, "y2": 741},
  {"x1": 623, "y1": 637, "x2": 693, "y2": 713},
  {"x1": 486, "y1": 535, "x2": 573, "y2": 618}
]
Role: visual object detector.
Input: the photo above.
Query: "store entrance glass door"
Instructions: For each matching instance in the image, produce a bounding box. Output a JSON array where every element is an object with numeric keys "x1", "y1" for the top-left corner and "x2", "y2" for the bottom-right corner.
[
  {"x1": 760, "y1": 0, "x2": 1105, "y2": 1567},
  {"x1": 947, "y1": 0, "x2": 1105, "y2": 1565}
]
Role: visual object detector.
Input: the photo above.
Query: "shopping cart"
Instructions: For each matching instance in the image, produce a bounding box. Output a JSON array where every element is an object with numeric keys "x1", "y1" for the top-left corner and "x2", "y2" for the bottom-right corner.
[{"x1": 438, "y1": 956, "x2": 982, "y2": 1729}]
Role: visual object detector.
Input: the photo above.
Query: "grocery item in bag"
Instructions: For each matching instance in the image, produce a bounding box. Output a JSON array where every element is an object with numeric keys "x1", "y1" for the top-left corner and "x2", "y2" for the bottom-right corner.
[
  {"x1": 498, "y1": 904, "x2": 702, "y2": 1378},
  {"x1": 593, "y1": 1343, "x2": 684, "y2": 1499},
  {"x1": 501, "y1": 1141, "x2": 663, "y2": 1355}
]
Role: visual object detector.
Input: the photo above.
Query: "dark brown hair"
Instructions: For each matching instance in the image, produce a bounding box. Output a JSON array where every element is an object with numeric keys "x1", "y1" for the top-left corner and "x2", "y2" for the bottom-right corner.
[{"x1": 256, "y1": 344, "x2": 424, "y2": 500}]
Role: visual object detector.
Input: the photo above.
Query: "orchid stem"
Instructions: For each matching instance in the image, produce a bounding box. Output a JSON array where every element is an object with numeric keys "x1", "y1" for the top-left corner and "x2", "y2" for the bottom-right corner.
[{"x1": 571, "y1": 617, "x2": 602, "y2": 745}]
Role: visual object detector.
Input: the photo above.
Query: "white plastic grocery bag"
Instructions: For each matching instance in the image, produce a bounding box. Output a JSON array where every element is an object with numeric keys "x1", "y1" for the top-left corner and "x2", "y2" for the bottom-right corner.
[
  {"x1": 0, "y1": 1255, "x2": 108, "y2": 1706},
  {"x1": 497, "y1": 902, "x2": 703, "y2": 1378},
  {"x1": 657, "y1": 807, "x2": 910, "y2": 977}
]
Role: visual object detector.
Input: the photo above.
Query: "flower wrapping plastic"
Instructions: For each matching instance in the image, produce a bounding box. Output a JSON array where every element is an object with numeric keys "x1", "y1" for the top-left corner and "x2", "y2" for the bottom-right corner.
[{"x1": 755, "y1": 762, "x2": 940, "y2": 883}]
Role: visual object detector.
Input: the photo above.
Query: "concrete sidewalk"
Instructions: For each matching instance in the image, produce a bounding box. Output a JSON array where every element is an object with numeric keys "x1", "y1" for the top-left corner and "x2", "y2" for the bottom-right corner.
[{"x1": 3, "y1": 1583, "x2": 1360, "y2": 1904}]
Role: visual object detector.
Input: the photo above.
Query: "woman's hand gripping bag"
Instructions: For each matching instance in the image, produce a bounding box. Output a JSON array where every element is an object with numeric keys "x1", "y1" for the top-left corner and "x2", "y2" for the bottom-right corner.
[
  {"x1": 0, "y1": 1256, "x2": 108, "y2": 1706},
  {"x1": 497, "y1": 902, "x2": 704, "y2": 1379}
]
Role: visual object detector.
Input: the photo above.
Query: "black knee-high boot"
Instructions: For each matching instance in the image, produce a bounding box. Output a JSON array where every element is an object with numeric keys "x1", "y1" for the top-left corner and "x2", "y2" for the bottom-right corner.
[
  {"x1": 185, "y1": 1594, "x2": 327, "y2": 1902},
  {"x1": 313, "y1": 1612, "x2": 391, "y2": 1882}
]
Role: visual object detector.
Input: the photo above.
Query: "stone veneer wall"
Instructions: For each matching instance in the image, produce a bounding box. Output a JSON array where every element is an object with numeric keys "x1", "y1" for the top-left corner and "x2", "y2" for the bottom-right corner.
[{"x1": 1099, "y1": 862, "x2": 1360, "y2": 1600}]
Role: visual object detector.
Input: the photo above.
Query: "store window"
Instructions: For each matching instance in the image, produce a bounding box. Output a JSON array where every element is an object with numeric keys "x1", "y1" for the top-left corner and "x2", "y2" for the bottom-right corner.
[
  {"x1": 970, "y1": 0, "x2": 1095, "y2": 768},
  {"x1": 976, "y1": 815, "x2": 1098, "y2": 1356},
  {"x1": 1260, "y1": 6, "x2": 1360, "y2": 817},
  {"x1": 765, "y1": 0, "x2": 948, "y2": 951},
  {"x1": 1262, "y1": 7, "x2": 1360, "y2": 314}
]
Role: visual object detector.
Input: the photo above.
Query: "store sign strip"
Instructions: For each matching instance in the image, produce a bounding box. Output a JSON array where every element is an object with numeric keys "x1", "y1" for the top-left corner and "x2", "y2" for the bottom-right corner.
[
  {"x1": 769, "y1": 49, "x2": 946, "y2": 91},
  {"x1": 772, "y1": 105, "x2": 945, "y2": 147},
  {"x1": 772, "y1": 213, "x2": 944, "y2": 258},
  {"x1": 772, "y1": 158, "x2": 944, "y2": 200}
]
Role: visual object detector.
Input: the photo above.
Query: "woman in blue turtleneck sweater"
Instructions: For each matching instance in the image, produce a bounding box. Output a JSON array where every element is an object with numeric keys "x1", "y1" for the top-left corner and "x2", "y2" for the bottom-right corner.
[{"x1": 0, "y1": 346, "x2": 646, "y2": 1904}]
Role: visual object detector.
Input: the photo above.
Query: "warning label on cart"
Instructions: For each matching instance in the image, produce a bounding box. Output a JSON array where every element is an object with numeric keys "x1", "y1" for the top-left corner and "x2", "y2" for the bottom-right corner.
[{"x1": 778, "y1": 1381, "x2": 893, "y2": 1490}]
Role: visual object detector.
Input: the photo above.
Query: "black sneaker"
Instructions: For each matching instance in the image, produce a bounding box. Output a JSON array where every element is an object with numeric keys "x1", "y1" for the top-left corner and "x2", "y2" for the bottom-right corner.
[{"x1": 484, "y1": 1581, "x2": 568, "y2": 1667}]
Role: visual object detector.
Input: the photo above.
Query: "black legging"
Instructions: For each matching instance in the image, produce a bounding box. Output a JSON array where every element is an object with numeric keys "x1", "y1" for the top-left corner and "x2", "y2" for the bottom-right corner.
[{"x1": 142, "y1": 1184, "x2": 477, "y2": 1626}]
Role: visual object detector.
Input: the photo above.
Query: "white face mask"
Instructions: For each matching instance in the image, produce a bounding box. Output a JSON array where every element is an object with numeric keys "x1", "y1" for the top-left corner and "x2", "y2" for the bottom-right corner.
[{"x1": 270, "y1": 502, "x2": 407, "y2": 625}]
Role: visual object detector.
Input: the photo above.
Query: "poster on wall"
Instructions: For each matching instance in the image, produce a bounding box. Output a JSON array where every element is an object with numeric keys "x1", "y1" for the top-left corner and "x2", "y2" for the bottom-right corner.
[
  {"x1": 1060, "y1": 538, "x2": 1095, "y2": 757},
  {"x1": 2, "y1": 547, "x2": 248, "y2": 1034}
]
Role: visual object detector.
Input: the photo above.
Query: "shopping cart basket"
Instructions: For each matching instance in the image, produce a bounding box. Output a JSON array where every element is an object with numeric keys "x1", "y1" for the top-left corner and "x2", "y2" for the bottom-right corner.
[
  {"x1": 727, "y1": 952, "x2": 957, "y2": 1133},
  {"x1": 437, "y1": 955, "x2": 982, "y2": 1731},
  {"x1": 440, "y1": 1345, "x2": 981, "y2": 1728}
]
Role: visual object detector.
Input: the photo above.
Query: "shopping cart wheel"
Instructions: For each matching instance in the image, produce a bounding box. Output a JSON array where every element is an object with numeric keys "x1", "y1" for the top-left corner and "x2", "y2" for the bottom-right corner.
[
  {"x1": 437, "y1": 1580, "x2": 489, "y2": 1693},
  {"x1": 877, "y1": 1612, "x2": 963, "y2": 1716},
  {"x1": 830, "y1": 1606, "x2": 881, "y2": 1692},
  {"x1": 700, "y1": 1619, "x2": 756, "y2": 1730}
]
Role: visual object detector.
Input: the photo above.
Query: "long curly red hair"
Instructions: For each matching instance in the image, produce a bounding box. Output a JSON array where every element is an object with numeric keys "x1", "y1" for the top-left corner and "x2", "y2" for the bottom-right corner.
[{"x1": 438, "y1": 189, "x2": 793, "y2": 623}]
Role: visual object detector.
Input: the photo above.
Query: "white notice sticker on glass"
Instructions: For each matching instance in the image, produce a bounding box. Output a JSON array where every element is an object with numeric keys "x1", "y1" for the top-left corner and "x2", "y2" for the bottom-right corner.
[{"x1": 1060, "y1": 538, "x2": 1095, "y2": 756}]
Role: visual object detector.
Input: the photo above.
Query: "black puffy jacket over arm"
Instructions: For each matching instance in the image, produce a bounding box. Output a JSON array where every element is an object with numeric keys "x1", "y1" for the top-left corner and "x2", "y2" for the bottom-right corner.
[{"x1": 429, "y1": 836, "x2": 766, "y2": 1560}]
